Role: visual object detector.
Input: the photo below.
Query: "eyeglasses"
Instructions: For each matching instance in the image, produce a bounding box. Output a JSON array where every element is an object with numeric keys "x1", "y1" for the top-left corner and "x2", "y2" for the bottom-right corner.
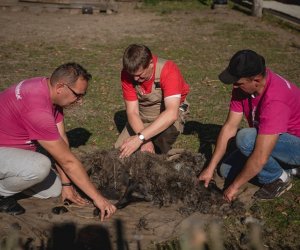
[
  {"x1": 64, "y1": 84, "x2": 86, "y2": 101},
  {"x1": 133, "y1": 69, "x2": 147, "y2": 78}
]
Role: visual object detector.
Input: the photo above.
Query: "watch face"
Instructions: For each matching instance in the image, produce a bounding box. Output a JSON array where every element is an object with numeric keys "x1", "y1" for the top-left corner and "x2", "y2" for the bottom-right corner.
[{"x1": 138, "y1": 133, "x2": 145, "y2": 141}]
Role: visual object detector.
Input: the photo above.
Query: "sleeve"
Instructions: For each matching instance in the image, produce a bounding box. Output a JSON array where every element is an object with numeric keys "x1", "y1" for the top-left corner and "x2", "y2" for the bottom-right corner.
[
  {"x1": 54, "y1": 106, "x2": 64, "y2": 124},
  {"x1": 121, "y1": 69, "x2": 137, "y2": 101},
  {"x1": 22, "y1": 110, "x2": 61, "y2": 141},
  {"x1": 258, "y1": 101, "x2": 290, "y2": 135},
  {"x1": 159, "y1": 61, "x2": 184, "y2": 98},
  {"x1": 230, "y1": 89, "x2": 244, "y2": 113}
]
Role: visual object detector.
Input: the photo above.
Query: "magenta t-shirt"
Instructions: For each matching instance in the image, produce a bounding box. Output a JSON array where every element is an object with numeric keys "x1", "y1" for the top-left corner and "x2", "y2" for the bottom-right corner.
[
  {"x1": 0, "y1": 77, "x2": 63, "y2": 151},
  {"x1": 230, "y1": 69, "x2": 300, "y2": 137}
]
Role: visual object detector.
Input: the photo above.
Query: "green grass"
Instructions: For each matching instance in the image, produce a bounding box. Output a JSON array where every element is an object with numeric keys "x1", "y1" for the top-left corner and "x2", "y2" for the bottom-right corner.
[
  {"x1": 140, "y1": 0, "x2": 208, "y2": 13},
  {"x1": 249, "y1": 179, "x2": 300, "y2": 247},
  {"x1": 0, "y1": 1, "x2": 300, "y2": 248}
]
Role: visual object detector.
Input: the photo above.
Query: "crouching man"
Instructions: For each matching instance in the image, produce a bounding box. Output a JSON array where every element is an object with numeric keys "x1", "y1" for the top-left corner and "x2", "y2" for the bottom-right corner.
[
  {"x1": 199, "y1": 50, "x2": 300, "y2": 201},
  {"x1": 0, "y1": 63, "x2": 116, "y2": 220},
  {"x1": 115, "y1": 44, "x2": 190, "y2": 158}
]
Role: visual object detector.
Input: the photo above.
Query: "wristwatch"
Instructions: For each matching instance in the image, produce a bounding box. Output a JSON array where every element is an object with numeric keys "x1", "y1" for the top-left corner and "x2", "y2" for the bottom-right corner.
[{"x1": 137, "y1": 132, "x2": 145, "y2": 142}]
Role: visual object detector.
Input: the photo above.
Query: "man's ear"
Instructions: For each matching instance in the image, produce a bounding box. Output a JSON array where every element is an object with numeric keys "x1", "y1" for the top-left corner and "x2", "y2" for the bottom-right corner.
[
  {"x1": 253, "y1": 74, "x2": 263, "y2": 83},
  {"x1": 148, "y1": 60, "x2": 154, "y2": 69},
  {"x1": 55, "y1": 82, "x2": 65, "y2": 94}
]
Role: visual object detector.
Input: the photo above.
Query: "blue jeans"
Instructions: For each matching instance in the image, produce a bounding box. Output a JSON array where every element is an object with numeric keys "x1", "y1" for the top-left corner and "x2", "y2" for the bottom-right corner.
[{"x1": 219, "y1": 128, "x2": 300, "y2": 186}]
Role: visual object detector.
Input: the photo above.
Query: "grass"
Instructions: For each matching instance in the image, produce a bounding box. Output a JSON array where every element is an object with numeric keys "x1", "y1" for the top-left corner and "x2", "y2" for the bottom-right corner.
[
  {"x1": 0, "y1": 0, "x2": 300, "y2": 248},
  {"x1": 140, "y1": 0, "x2": 209, "y2": 13}
]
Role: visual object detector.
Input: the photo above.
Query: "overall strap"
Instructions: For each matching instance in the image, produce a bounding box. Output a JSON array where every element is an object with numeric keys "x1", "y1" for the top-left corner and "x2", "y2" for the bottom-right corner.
[{"x1": 154, "y1": 57, "x2": 167, "y2": 89}]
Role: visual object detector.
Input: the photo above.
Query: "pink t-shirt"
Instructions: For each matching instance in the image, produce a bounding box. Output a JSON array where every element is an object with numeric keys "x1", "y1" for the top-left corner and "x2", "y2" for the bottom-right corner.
[
  {"x1": 121, "y1": 55, "x2": 190, "y2": 103},
  {"x1": 230, "y1": 69, "x2": 300, "y2": 137},
  {"x1": 0, "y1": 77, "x2": 63, "y2": 151}
]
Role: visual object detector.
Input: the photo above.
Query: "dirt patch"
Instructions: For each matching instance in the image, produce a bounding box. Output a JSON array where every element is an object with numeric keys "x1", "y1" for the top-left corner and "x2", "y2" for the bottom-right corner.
[
  {"x1": 0, "y1": 3, "x2": 161, "y2": 45},
  {"x1": 0, "y1": 2, "x2": 298, "y2": 47},
  {"x1": 0, "y1": 148, "x2": 257, "y2": 249},
  {"x1": 0, "y1": 2, "x2": 299, "y2": 249},
  {"x1": 0, "y1": 148, "x2": 297, "y2": 249}
]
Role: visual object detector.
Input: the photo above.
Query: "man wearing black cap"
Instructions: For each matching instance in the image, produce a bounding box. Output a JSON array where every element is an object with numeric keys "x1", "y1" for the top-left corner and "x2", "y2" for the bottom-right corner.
[{"x1": 198, "y1": 49, "x2": 300, "y2": 201}]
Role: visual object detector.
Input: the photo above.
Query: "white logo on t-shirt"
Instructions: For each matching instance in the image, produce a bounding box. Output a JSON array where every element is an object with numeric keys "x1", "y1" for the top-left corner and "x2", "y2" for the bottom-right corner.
[{"x1": 15, "y1": 80, "x2": 25, "y2": 100}]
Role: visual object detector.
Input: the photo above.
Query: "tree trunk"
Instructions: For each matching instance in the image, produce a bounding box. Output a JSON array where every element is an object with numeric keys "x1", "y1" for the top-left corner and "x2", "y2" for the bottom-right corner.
[{"x1": 252, "y1": 0, "x2": 263, "y2": 17}]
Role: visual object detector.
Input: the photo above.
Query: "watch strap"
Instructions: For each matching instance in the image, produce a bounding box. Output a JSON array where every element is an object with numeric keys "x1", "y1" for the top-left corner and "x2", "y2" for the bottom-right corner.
[{"x1": 137, "y1": 132, "x2": 145, "y2": 142}]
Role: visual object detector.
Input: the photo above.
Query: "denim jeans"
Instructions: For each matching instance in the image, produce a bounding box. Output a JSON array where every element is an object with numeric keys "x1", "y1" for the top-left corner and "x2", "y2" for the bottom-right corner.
[{"x1": 219, "y1": 128, "x2": 300, "y2": 185}]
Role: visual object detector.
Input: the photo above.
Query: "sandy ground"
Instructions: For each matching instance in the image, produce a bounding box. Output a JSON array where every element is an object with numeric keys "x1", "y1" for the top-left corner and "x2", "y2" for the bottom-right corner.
[
  {"x1": 0, "y1": 2, "x2": 297, "y2": 249},
  {"x1": 0, "y1": 173, "x2": 259, "y2": 249},
  {"x1": 0, "y1": 145, "x2": 259, "y2": 249}
]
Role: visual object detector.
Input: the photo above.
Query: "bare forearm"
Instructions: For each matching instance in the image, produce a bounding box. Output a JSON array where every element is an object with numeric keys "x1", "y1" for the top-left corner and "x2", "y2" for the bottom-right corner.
[
  {"x1": 141, "y1": 110, "x2": 178, "y2": 140},
  {"x1": 56, "y1": 164, "x2": 71, "y2": 183},
  {"x1": 128, "y1": 110, "x2": 176, "y2": 140},
  {"x1": 231, "y1": 154, "x2": 264, "y2": 189},
  {"x1": 220, "y1": 121, "x2": 278, "y2": 202},
  {"x1": 60, "y1": 159, "x2": 104, "y2": 201},
  {"x1": 127, "y1": 113, "x2": 145, "y2": 133},
  {"x1": 56, "y1": 125, "x2": 71, "y2": 183},
  {"x1": 38, "y1": 138, "x2": 107, "y2": 205},
  {"x1": 230, "y1": 134, "x2": 278, "y2": 190},
  {"x1": 207, "y1": 124, "x2": 238, "y2": 170}
]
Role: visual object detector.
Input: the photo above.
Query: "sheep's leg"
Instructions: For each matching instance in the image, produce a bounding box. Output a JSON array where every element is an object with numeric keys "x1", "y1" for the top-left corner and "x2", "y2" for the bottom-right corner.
[{"x1": 115, "y1": 179, "x2": 138, "y2": 209}]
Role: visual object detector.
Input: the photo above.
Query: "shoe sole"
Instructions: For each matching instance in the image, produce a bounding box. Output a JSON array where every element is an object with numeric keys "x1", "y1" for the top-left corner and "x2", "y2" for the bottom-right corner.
[
  {"x1": 0, "y1": 208, "x2": 25, "y2": 216},
  {"x1": 254, "y1": 183, "x2": 293, "y2": 201}
]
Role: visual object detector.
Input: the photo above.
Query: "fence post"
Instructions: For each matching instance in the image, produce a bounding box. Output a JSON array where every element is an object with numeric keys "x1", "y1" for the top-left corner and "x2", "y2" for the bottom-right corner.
[{"x1": 252, "y1": 0, "x2": 263, "y2": 17}]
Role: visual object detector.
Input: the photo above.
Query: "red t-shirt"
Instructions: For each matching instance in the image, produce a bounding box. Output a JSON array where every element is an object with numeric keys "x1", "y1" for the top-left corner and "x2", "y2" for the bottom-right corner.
[
  {"x1": 230, "y1": 69, "x2": 300, "y2": 137},
  {"x1": 121, "y1": 55, "x2": 189, "y2": 103},
  {"x1": 0, "y1": 77, "x2": 63, "y2": 151}
]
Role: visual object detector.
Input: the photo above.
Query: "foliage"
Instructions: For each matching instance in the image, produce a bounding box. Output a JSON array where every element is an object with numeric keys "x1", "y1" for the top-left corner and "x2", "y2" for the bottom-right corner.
[
  {"x1": 198, "y1": 0, "x2": 213, "y2": 6},
  {"x1": 140, "y1": 0, "x2": 208, "y2": 13}
]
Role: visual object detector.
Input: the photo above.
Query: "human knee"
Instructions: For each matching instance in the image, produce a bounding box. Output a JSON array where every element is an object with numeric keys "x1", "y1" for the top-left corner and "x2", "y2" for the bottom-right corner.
[
  {"x1": 42, "y1": 186, "x2": 62, "y2": 199},
  {"x1": 219, "y1": 163, "x2": 231, "y2": 178},
  {"x1": 236, "y1": 128, "x2": 257, "y2": 154},
  {"x1": 26, "y1": 154, "x2": 52, "y2": 182},
  {"x1": 51, "y1": 188, "x2": 62, "y2": 198}
]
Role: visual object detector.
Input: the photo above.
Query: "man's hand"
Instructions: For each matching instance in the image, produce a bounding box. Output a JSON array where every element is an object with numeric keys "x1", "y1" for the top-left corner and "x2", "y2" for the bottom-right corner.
[
  {"x1": 140, "y1": 141, "x2": 155, "y2": 154},
  {"x1": 198, "y1": 167, "x2": 214, "y2": 188},
  {"x1": 119, "y1": 135, "x2": 143, "y2": 158},
  {"x1": 61, "y1": 186, "x2": 89, "y2": 206},
  {"x1": 223, "y1": 184, "x2": 239, "y2": 202},
  {"x1": 93, "y1": 196, "x2": 117, "y2": 221}
]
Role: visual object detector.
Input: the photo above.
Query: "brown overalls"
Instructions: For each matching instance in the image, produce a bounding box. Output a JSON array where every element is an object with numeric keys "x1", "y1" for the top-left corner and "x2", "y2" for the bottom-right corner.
[{"x1": 115, "y1": 58, "x2": 189, "y2": 153}]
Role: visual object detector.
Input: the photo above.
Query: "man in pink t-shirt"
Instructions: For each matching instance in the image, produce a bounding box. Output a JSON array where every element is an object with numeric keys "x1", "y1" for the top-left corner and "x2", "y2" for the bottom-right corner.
[
  {"x1": 198, "y1": 50, "x2": 300, "y2": 201},
  {"x1": 115, "y1": 44, "x2": 190, "y2": 158},
  {"x1": 0, "y1": 63, "x2": 116, "y2": 220}
]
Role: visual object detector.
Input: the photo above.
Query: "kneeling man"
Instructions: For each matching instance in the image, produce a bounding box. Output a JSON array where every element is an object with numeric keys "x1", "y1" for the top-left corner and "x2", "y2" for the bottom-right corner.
[
  {"x1": 116, "y1": 44, "x2": 190, "y2": 158},
  {"x1": 199, "y1": 50, "x2": 300, "y2": 201}
]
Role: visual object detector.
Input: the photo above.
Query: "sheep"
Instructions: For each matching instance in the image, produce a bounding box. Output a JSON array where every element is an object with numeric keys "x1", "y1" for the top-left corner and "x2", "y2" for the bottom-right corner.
[{"x1": 81, "y1": 149, "x2": 245, "y2": 216}]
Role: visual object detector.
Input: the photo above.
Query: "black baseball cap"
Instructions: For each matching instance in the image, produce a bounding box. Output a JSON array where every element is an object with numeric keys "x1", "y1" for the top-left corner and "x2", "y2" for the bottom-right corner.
[{"x1": 219, "y1": 50, "x2": 266, "y2": 84}]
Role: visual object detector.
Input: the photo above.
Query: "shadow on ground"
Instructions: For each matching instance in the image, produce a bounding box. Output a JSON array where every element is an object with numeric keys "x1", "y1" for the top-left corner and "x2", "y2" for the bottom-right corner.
[
  {"x1": 183, "y1": 121, "x2": 221, "y2": 159},
  {"x1": 66, "y1": 127, "x2": 92, "y2": 148},
  {"x1": 48, "y1": 222, "x2": 112, "y2": 250},
  {"x1": 114, "y1": 110, "x2": 127, "y2": 133}
]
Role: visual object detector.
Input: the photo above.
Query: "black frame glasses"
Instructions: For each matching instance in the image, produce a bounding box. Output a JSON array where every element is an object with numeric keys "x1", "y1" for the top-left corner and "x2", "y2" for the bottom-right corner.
[{"x1": 64, "y1": 84, "x2": 86, "y2": 101}]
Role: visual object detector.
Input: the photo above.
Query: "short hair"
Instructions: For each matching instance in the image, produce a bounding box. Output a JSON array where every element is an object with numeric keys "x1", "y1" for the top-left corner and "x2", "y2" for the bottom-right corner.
[
  {"x1": 50, "y1": 62, "x2": 92, "y2": 86},
  {"x1": 122, "y1": 44, "x2": 152, "y2": 74}
]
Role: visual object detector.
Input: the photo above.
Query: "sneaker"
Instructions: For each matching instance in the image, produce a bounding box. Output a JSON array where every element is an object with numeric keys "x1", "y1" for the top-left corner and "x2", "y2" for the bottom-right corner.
[
  {"x1": 253, "y1": 178, "x2": 293, "y2": 201},
  {"x1": 0, "y1": 196, "x2": 25, "y2": 215},
  {"x1": 290, "y1": 168, "x2": 300, "y2": 179}
]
